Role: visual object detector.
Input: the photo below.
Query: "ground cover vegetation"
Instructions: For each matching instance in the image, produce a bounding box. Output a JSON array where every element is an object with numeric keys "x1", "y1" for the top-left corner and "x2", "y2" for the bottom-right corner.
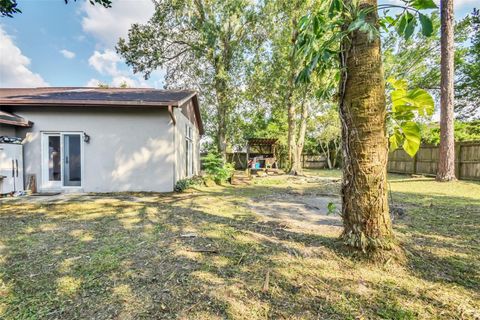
[{"x1": 0, "y1": 172, "x2": 479, "y2": 319}]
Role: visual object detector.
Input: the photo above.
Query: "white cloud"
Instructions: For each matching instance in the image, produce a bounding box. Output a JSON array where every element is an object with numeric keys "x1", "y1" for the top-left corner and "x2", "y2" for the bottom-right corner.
[
  {"x1": 88, "y1": 49, "x2": 121, "y2": 76},
  {"x1": 85, "y1": 76, "x2": 147, "y2": 88},
  {"x1": 60, "y1": 49, "x2": 76, "y2": 59},
  {"x1": 85, "y1": 78, "x2": 103, "y2": 87},
  {"x1": 87, "y1": 49, "x2": 155, "y2": 88},
  {"x1": 0, "y1": 26, "x2": 48, "y2": 87},
  {"x1": 112, "y1": 75, "x2": 138, "y2": 87},
  {"x1": 81, "y1": 0, "x2": 164, "y2": 88},
  {"x1": 379, "y1": 0, "x2": 476, "y2": 12},
  {"x1": 81, "y1": 0, "x2": 154, "y2": 48},
  {"x1": 450, "y1": 0, "x2": 477, "y2": 7}
]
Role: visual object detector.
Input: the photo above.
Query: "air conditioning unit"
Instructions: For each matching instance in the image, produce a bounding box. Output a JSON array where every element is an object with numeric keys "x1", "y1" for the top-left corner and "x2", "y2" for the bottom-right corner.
[{"x1": 0, "y1": 143, "x2": 24, "y2": 194}]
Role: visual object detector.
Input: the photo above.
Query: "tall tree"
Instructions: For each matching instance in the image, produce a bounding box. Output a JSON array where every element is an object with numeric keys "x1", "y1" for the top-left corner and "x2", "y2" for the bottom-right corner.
[
  {"x1": 338, "y1": 0, "x2": 393, "y2": 253},
  {"x1": 436, "y1": 0, "x2": 456, "y2": 181},
  {"x1": 117, "y1": 0, "x2": 258, "y2": 159},
  {"x1": 456, "y1": 9, "x2": 480, "y2": 120},
  {"x1": 252, "y1": 0, "x2": 327, "y2": 174},
  {"x1": 297, "y1": 0, "x2": 436, "y2": 256}
]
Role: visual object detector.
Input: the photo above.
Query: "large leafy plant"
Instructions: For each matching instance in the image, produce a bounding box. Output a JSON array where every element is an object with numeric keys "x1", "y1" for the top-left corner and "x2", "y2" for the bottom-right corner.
[
  {"x1": 387, "y1": 78, "x2": 434, "y2": 156},
  {"x1": 201, "y1": 152, "x2": 235, "y2": 184}
]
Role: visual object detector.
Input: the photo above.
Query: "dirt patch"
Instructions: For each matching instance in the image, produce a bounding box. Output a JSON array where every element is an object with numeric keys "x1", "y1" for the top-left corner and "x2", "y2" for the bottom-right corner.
[{"x1": 248, "y1": 192, "x2": 342, "y2": 237}]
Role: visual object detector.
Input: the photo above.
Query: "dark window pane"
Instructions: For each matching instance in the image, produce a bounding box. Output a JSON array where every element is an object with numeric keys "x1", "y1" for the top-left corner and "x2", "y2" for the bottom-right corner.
[
  {"x1": 48, "y1": 136, "x2": 61, "y2": 181},
  {"x1": 64, "y1": 135, "x2": 81, "y2": 187}
]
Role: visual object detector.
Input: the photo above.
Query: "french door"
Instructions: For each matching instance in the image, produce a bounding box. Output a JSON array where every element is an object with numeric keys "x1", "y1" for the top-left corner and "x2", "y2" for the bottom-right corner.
[{"x1": 42, "y1": 133, "x2": 82, "y2": 189}]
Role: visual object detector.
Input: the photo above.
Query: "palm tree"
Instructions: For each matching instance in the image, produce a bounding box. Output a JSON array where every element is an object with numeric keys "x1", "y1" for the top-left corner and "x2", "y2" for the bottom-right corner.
[{"x1": 338, "y1": 0, "x2": 393, "y2": 253}]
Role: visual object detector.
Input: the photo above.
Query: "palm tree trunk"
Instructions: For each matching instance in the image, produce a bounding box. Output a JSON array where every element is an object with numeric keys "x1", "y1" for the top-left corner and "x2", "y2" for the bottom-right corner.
[
  {"x1": 437, "y1": 0, "x2": 456, "y2": 181},
  {"x1": 339, "y1": 0, "x2": 393, "y2": 254}
]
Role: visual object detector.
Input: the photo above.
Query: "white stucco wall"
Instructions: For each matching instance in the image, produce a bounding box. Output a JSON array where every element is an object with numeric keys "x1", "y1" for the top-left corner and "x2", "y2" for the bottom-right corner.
[
  {"x1": 0, "y1": 124, "x2": 16, "y2": 136},
  {"x1": 14, "y1": 106, "x2": 177, "y2": 193},
  {"x1": 174, "y1": 108, "x2": 201, "y2": 181}
]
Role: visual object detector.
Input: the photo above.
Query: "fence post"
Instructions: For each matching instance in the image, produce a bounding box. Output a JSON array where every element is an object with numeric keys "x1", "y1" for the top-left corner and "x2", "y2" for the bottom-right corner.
[
  {"x1": 413, "y1": 153, "x2": 418, "y2": 174},
  {"x1": 455, "y1": 143, "x2": 462, "y2": 179}
]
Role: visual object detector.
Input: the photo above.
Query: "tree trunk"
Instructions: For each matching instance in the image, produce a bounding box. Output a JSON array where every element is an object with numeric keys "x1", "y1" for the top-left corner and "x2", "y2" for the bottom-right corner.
[
  {"x1": 319, "y1": 143, "x2": 332, "y2": 169},
  {"x1": 437, "y1": 0, "x2": 456, "y2": 181},
  {"x1": 292, "y1": 102, "x2": 309, "y2": 174},
  {"x1": 287, "y1": 19, "x2": 299, "y2": 173},
  {"x1": 217, "y1": 105, "x2": 228, "y2": 160},
  {"x1": 327, "y1": 145, "x2": 333, "y2": 169},
  {"x1": 332, "y1": 138, "x2": 339, "y2": 169},
  {"x1": 287, "y1": 98, "x2": 297, "y2": 172},
  {"x1": 214, "y1": 64, "x2": 229, "y2": 160},
  {"x1": 339, "y1": 0, "x2": 393, "y2": 254}
]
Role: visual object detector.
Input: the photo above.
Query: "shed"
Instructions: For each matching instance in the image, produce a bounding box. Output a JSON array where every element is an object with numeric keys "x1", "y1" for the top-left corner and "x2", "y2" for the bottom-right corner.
[{"x1": 246, "y1": 138, "x2": 278, "y2": 170}]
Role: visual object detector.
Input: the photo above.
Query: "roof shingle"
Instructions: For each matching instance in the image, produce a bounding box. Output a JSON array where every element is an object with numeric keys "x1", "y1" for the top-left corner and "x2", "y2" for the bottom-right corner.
[{"x1": 0, "y1": 87, "x2": 196, "y2": 106}]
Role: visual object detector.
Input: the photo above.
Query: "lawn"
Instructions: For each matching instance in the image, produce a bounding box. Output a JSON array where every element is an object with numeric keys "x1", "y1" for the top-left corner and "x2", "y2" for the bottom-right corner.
[{"x1": 0, "y1": 170, "x2": 479, "y2": 319}]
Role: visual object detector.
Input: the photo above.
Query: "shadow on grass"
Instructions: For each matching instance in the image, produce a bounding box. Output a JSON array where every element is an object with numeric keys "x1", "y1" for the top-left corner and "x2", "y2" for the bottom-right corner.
[
  {"x1": 0, "y1": 193, "x2": 427, "y2": 320},
  {"x1": 0, "y1": 179, "x2": 478, "y2": 319}
]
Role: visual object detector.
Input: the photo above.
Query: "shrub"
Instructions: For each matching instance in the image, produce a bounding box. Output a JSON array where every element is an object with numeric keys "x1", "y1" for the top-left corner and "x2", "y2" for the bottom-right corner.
[
  {"x1": 174, "y1": 176, "x2": 204, "y2": 192},
  {"x1": 201, "y1": 152, "x2": 235, "y2": 184}
]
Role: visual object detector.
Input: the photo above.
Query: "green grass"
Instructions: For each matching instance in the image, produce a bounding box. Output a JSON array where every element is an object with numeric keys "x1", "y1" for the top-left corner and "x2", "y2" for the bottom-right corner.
[{"x1": 0, "y1": 170, "x2": 479, "y2": 319}]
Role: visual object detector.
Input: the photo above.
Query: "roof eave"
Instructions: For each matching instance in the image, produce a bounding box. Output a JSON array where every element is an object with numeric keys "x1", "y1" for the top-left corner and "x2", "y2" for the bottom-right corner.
[{"x1": 0, "y1": 100, "x2": 181, "y2": 107}]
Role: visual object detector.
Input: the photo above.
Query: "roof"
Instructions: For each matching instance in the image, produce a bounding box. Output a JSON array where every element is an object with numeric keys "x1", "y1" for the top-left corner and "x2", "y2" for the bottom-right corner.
[
  {"x1": 0, "y1": 110, "x2": 32, "y2": 127},
  {"x1": 0, "y1": 87, "x2": 203, "y2": 134},
  {"x1": 246, "y1": 138, "x2": 278, "y2": 146}
]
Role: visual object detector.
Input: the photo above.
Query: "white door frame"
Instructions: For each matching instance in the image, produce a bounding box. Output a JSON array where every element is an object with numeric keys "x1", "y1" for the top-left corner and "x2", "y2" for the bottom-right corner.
[{"x1": 41, "y1": 132, "x2": 84, "y2": 190}]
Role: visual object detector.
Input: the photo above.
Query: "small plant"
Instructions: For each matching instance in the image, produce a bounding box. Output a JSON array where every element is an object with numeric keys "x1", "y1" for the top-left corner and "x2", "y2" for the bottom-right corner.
[
  {"x1": 174, "y1": 176, "x2": 204, "y2": 192},
  {"x1": 201, "y1": 152, "x2": 235, "y2": 184}
]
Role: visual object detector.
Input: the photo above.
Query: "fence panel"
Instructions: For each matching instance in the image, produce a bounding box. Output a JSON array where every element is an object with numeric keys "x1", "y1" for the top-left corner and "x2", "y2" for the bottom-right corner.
[
  {"x1": 302, "y1": 154, "x2": 327, "y2": 169},
  {"x1": 387, "y1": 141, "x2": 480, "y2": 181}
]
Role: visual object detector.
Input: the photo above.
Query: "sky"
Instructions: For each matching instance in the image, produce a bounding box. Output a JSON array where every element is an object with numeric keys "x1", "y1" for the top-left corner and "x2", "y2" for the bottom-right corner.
[{"x1": 0, "y1": 0, "x2": 477, "y2": 89}]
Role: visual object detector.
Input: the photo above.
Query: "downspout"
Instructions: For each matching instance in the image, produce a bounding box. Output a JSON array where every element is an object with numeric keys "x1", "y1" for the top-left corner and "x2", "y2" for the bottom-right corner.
[{"x1": 169, "y1": 105, "x2": 177, "y2": 190}]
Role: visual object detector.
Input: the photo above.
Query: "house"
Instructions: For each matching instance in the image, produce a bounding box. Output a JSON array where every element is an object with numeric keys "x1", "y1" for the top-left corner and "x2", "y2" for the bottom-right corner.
[{"x1": 0, "y1": 87, "x2": 203, "y2": 193}]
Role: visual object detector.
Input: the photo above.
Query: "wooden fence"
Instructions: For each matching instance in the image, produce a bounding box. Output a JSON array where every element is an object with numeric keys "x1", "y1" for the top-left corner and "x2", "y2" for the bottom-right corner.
[
  {"x1": 226, "y1": 153, "x2": 328, "y2": 169},
  {"x1": 301, "y1": 154, "x2": 328, "y2": 169},
  {"x1": 388, "y1": 141, "x2": 480, "y2": 180}
]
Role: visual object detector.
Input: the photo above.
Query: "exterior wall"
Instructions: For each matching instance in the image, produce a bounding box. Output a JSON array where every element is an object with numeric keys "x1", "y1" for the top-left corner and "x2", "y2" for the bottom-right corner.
[
  {"x1": 14, "y1": 106, "x2": 176, "y2": 192},
  {"x1": 0, "y1": 124, "x2": 16, "y2": 136},
  {"x1": 174, "y1": 107, "x2": 200, "y2": 181}
]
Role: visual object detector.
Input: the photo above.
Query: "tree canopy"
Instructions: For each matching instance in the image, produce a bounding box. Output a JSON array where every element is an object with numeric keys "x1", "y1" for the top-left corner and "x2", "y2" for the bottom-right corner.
[{"x1": 0, "y1": 0, "x2": 112, "y2": 17}]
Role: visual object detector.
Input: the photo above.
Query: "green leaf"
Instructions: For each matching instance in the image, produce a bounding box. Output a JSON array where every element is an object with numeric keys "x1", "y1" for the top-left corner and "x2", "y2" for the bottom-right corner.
[
  {"x1": 388, "y1": 77, "x2": 407, "y2": 90},
  {"x1": 396, "y1": 12, "x2": 416, "y2": 40},
  {"x1": 404, "y1": 15, "x2": 416, "y2": 40},
  {"x1": 391, "y1": 88, "x2": 408, "y2": 112},
  {"x1": 409, "y1": 0, "x2": 438, "y2": 10},
  {"x1": 389, "y1": 129, "x2": 403, "y2": 151},
  {"x1": 348, "y1": 14, "x2": 367, "y2": 33},
  {"x1": 327, "y1": 202, "x2": 337, "y2": 215},
  {"x1": 407, "y1": 88, "x2": 435, "y2": 116},
  {"x1": 401, "y1": 121, "x2": 421, "y2": 157},
  {"x1": 384, "y1": 16, "x2": 396, "y2": 26},
  {"x1": 328, "y1": 0, "x2": 342, "y2": 18},
  {"x1": 419, "y1": 13, "x2": 434, "y2": 36}
]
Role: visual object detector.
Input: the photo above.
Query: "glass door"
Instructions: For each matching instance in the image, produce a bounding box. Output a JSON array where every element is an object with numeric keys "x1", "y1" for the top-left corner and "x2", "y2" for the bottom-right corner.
[
  {"x1": 42, "y1": 133, "x2": 82, "y2": 189},
  {"x1": 43, "y1": 134, "x2": 62, "y2": 189},
  {"x1": 63, "y1": 134, "x2": 82, "y2": 187}
]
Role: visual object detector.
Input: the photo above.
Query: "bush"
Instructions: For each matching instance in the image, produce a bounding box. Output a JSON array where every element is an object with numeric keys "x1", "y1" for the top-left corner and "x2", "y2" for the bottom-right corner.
[
  {"x1": 174, "y1": 176, "x2": 204, "y2": 192},
  {"x1": 201, "y1": 152, "x2": 235, "y2": 184}
]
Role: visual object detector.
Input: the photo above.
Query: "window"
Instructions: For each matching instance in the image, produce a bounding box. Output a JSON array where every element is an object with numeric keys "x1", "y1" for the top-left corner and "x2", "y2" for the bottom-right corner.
[{"x1": 185, "y1": 125, "x2": 193, "y2": 177}]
